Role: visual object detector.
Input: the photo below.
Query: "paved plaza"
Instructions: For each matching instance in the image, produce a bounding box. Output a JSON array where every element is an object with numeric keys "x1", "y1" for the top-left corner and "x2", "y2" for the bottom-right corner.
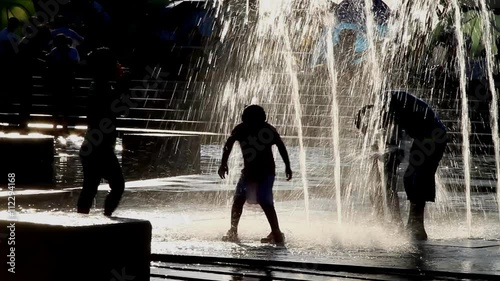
[{"x1": 1, "y1": 174, "x2": 498, "y2": 280}]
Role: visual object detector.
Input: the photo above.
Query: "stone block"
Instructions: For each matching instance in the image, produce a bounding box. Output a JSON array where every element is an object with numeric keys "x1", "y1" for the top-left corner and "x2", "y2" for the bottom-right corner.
[{"x1": 0, "y1": 214, "x2": 151, "y2": 281}]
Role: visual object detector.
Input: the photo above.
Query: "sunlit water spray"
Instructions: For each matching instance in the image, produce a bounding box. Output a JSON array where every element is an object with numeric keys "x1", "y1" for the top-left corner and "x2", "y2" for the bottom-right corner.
[
  {"x1": 451, "y1": 0, "x2": 473, "y2": 236},
  {"x1": 203, "y1": 0, "x2": 499, "y2": 236},
  {"x1": 3, "y1": 2, "x2": 500, "y2": 259},
  {"x1": 477, "y1": 0, "x2": 500, "y2": 221},
  {"x1": 283, "y1": 27, "x2": 311, "y2": 222},
  {"x1": 325, "y1": 19, "x2": 342, "y2": 223},
  {"x1": 362, "y1": 0, "x2": 384, "y2": 87}
]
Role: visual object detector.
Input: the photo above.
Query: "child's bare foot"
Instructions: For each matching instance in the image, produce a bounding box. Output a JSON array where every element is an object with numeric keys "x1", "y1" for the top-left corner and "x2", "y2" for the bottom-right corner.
[
  {"x1": 261, "y1": 231, "x2": 285, "y2": 246},
  {"x1": 222, "y1": 228, "x2": 239, "y2": 242},
  {"x1": 407, "y1": 223, "x2": 428, "y2": 241}
]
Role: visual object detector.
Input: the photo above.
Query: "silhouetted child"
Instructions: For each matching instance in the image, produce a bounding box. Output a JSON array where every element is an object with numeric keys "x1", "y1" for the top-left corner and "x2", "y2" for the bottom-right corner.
[
  {"x1": 218, "y1": 105, "x2": 292, "y2": 245},
  {"x1": 356, "y1": 91, "x2": 448, "y2": 240},
  {"x1": 77, "y1": 47, "x2": 127, "y2": 216}
]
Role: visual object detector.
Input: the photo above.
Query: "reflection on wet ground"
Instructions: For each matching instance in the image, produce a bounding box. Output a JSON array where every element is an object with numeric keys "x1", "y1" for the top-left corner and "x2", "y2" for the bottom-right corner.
[
  {"x1": 3, "y1": 190, "x2": 499, "y2": 277},
  {"x1": 52, "y1": 137, "x2": 498, "y2": 190}
]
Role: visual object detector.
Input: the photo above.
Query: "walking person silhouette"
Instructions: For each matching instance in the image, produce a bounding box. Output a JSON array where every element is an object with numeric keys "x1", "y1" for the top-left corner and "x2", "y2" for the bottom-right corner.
[{"x1": 77, "y1": 47, "x2": 128, "y2": 216}]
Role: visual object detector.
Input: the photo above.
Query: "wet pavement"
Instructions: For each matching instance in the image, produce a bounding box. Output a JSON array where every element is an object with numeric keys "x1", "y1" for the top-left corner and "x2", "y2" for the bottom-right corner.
[
  {"x1": 1, "y1": 178, "x2": 499, "y2": 279},
  {"x1": 22, "y1": 136, "x2": 498, "y2": 192},
  {"x1": 0, "y1": 138, "x2": 499, "y2": 279}
]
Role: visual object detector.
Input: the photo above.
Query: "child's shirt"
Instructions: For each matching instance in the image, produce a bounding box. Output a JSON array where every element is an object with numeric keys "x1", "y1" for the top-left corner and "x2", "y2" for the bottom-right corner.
[
  {"x1": 82, "y1": 82, "x2": 119, "y2": 152},
  {"x1": 231, "y1": 122, "x2": 282, "y2": 181},
  {"x1": 383, "y1": 91, "x2": 447, "y2": 140}
]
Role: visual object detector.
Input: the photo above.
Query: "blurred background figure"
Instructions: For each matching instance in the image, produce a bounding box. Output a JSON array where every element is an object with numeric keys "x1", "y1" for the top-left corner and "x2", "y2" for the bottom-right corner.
[
  {"x1": 0, "y1": 17, "x2": 21, "y2": 126},
  {"x1": 17, "y1": 23, "x2": 52, "y2": 131},
  {"x1": 46, "y1": 34, "x2": 80, "y2": 134},
  {"x1": 0, "y1": 17, "x2": 21, "y2": 56},
  {"x1": 50, "y1": 15, "x2": 85, "y2": 48},
  {"x1": 310, "y1": 0, "x2": 390, "y2": 70},
  {"x1": 0, "y1": 17, "x2": 21, "y2": 81}
]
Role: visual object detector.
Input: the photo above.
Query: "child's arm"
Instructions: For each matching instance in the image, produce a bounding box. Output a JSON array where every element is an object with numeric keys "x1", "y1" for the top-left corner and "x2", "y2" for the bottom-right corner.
[
  {"x1": 275, "y1": 136, "x2": 293, "y2": 181},
  {"x1": 218, "y1": 135, "x2": 236, "y2": 179}
]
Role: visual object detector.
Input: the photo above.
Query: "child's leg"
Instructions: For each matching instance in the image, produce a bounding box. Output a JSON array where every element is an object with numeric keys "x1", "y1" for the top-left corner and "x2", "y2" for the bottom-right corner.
[
  {"x1": 231, "y1": 197, "x2": 246, "y2": 231},
  {"x1": 102, "y1": 151, "x2": 125, "y2": 216},
  {"x1": 404, "y1": 160, "x2": 428, "y2": 241},
  {"x1": 384, "y1": 149, "x2": 404, "y2": 228},
  {"x1": 387, "y1": 174, "x2": 403, "y2": 228},
  {"x1": 369, "y1": 158, "x2": 384, "y2": 220},
  {"x1": 77, "y1": 155, "x2": 102, "y2": 214},
  {"x1": 229, "y1": 176, "x2": 247, "y2": 233},
  {"x1": 404, "y1": 138, "x2": 446, "y2": 240},
  {"x1": 257, "y1": 176, "x2": 283, "y2": 243},
  {"x1": 260, "y1": 205, "x2": 281, "y2": 235},
  {"x1": 407, "y1": 201, "x2": 427, "y2": 240}
]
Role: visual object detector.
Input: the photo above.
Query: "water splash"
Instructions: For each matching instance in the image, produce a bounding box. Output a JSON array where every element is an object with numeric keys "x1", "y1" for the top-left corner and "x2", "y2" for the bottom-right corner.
[
  {"x1": 203, "y1": 0, "x2": 499, "y2": 232},
  {"x1": 477, "y1": 0, "x2": 500, "y2": 221},
  {"x1": 283, "y1": 26, "x2": 311, "y2": 222},
  {"x1": 451, "y1": 0, "x2": 473, "y2": 236},
  {"x1": 325, "y1": 17, "x2": 342, "y2": 223}
]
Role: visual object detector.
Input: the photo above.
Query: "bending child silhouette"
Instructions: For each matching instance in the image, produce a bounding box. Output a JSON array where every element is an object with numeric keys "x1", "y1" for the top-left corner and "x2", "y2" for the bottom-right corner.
[
  {"x1": 218, "y1": 105, "x2": 292, "y2": 245},
  {"x1": 77, "y1": 47, "x2": 127, "y2": 216},
  {"x1": 356, "y1": 91, "x2": 448, "y2": 240}
]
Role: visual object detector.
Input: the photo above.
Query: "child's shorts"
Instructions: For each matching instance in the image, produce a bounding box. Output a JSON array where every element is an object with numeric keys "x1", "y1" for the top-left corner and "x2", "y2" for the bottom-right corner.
[
  {"x1": 234, "y1": 175, "x2": 275, "y2": 206},
  {"x1": 403, "y1": 137, "x2": 447, "y2": 203}
]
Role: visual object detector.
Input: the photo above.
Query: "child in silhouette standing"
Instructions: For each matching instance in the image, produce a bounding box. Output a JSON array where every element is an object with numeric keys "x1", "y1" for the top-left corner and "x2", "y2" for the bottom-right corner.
[{"x1": 218, "y1": 105, "x2": 292, "y2": 245}]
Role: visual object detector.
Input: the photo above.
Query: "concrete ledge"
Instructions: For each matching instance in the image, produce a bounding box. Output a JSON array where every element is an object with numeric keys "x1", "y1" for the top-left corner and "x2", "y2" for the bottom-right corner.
[
  {"x1": 0, "y1": 214, "x2": 151, "y2": 281},
  {"x1": 122, "y1": 133, "x2": 200, "y2": 180},
  {"x1": 151, "y1": 253, "x2": 500, "y2": 280}
]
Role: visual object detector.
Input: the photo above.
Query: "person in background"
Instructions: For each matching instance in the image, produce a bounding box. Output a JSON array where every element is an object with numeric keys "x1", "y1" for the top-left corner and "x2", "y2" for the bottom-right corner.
[
  {"x1": 50, "y1": 15, "x2": 85, "y2": 48},
  {"x1": 45, "y1": 34, "x2": 80, "y2": 133},
  {"x1": 77, "y1": 47, "x2": 128, "y2": 216},
  {"x1": 17, "y1": 24, "x2": 52, "y2": 131},
  {"x1": 0, "y1": 17, "x2": 21, "y2": 107},
  {"x1": 0, "y1": 17, "x2": 20, "y2": 56}
]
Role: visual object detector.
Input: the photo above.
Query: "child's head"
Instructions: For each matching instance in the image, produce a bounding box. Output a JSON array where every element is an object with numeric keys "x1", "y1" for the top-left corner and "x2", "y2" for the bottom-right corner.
[
  {"x1": 7, "y1": 17, "x2": 20, "y2": 32},
  {"x1": 53, "y1": 34, "x2": 70, "y2": 49},
  {"x1": 355, "y1": 104, "x2": 374, "y2": 134},
  {"x1": 242, "y1": 104, "x2": 266, "y2": 125},
  {"x1": 87, "y1": 47, "x2": 118, "y2": 82}
]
